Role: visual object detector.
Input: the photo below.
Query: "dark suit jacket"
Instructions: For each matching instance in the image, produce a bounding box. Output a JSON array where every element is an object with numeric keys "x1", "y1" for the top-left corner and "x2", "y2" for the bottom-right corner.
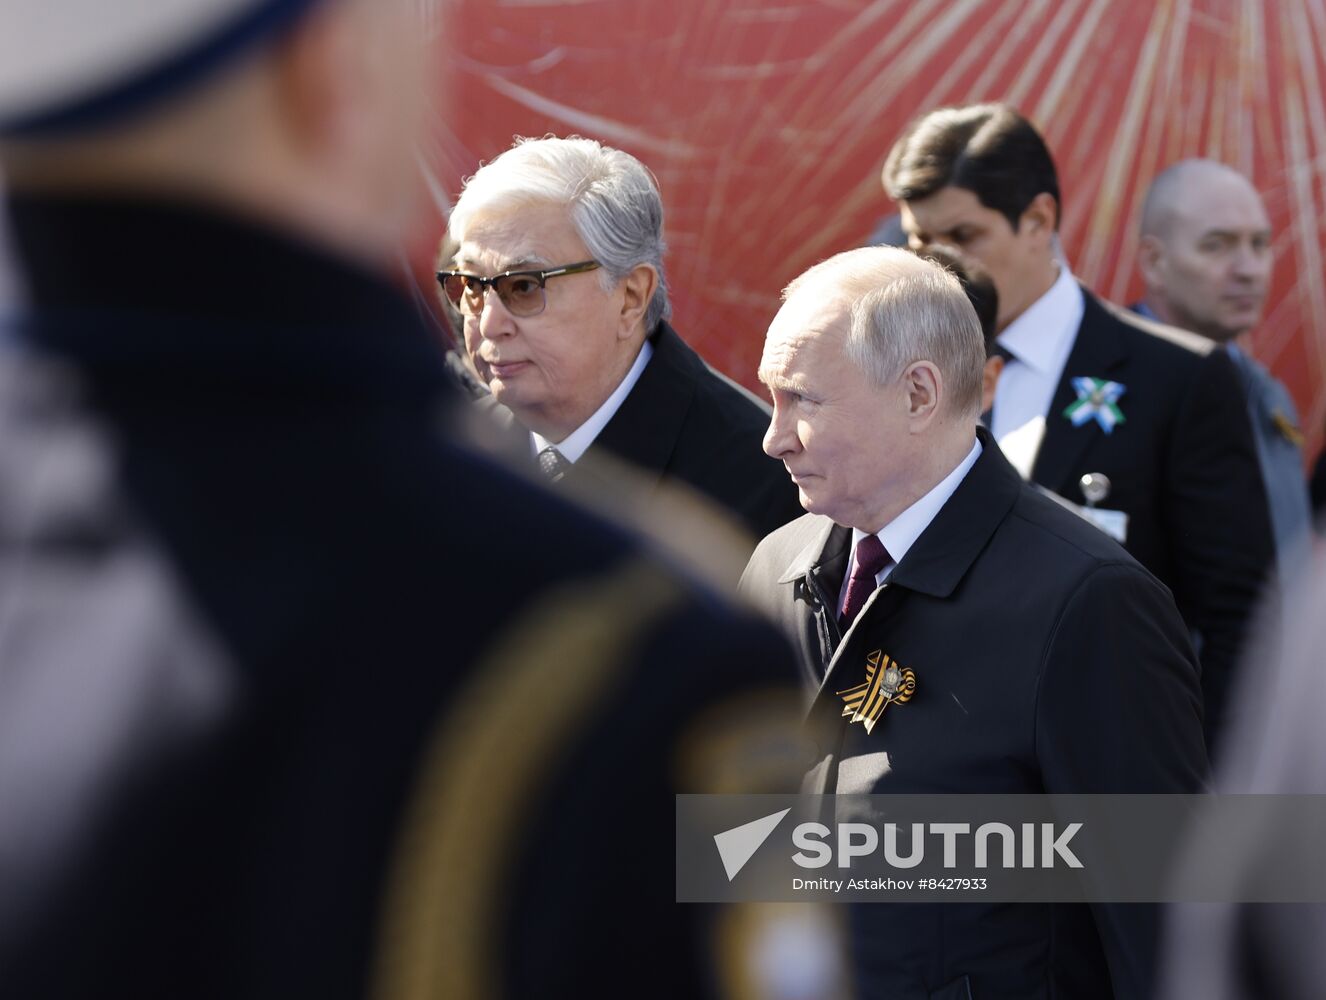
[
  {"x1": 740, "y1": 431, "x2": 1209, "y2": 999},
  {"x1": 488, "y1": 321, "x2": 804, "y2": 543},
  {"x1": 0, "y1": 193, "x2": 801, "y2": 1000},
  {"x1": 1026, "y1": 290, "x2": 1274, "y2": 747}
]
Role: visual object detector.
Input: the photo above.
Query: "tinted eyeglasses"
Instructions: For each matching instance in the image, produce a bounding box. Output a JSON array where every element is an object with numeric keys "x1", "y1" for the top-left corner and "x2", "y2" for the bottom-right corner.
[{"x1": 435, "y1": 260, "x2": 601, "y2": 318}]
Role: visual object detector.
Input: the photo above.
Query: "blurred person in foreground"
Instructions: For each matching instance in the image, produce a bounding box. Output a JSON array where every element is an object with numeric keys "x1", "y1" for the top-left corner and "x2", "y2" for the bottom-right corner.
[
  {"x1": 1134, "y1": 159, "x2": 1312, "y2": 585},
  {"x1": 440, "y1": 135, "x2": 804, "y2": 544},
  {"x1": 0, "y1": 2, "x2": 805, "y2": 998},
  {"x1": 739, "y1": 246, "x2": 1208, "y2": 998},
  {"x1": 883, "y1": 103, "x2": 1274, "y2": 752},
  {"x1": 1160, "y1": 546, "x2": 1326, "y2": 1000}
]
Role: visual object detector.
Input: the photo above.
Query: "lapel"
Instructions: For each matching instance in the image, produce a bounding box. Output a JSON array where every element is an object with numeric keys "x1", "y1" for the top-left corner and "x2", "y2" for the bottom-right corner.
[
  {"x1": 775, "y1": 516, "x2": 851, "y2": 589},
  {"x1": 588, "y1": 321, "x2": 696, "y2": 489},
  {"x1": 782, "y1": 517, "x2": 851, "y2": 638},
  {"x1": 775, "y1": 514, "x2": 851, "y2": 685},
  {"x1": 1030, "y1": 286, "x2": 1127, "y2": 497},
  {"x1": 807, "y1": 430, "x2": 1022, "y2": 719}
]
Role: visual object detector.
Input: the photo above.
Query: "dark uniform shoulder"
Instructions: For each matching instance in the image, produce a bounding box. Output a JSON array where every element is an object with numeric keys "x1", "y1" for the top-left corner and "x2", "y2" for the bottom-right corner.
[
  {"x1": 369, "y1": 439, "x2": 807, "y2": 1000},
  {"x1": 1086, "y1": 289, "x2": 1217, "y2": 360}
]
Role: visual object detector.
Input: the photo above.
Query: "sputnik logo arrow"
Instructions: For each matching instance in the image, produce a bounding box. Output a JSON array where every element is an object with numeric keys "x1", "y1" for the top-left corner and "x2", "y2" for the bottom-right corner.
[{"x1": 713, "y1": 808, "x2": 791, "y2": 881}]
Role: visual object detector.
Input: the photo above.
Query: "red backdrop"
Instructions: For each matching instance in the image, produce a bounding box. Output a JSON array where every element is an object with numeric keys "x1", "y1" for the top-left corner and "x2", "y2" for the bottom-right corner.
[{"x1": 421, "y1": 0, "x2": 1326, "y2": 461}]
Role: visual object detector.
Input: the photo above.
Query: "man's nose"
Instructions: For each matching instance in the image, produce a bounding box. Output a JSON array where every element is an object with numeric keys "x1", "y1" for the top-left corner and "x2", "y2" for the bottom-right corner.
[
  {"x1": 1232, "y1": 240, "x2": 1271, "y2": 280},
  {"x1": 763, "y1": 404, "x2": 798, "y2": 459},
  {"x1": 476, "y1": 287, "x2": 517, "y2": 339}
]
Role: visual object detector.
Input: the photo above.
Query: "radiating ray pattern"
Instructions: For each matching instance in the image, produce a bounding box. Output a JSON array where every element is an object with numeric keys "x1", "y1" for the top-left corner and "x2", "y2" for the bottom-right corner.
[{"x1": 424, "y1": 0, "x2": 1326, "y2": 459}]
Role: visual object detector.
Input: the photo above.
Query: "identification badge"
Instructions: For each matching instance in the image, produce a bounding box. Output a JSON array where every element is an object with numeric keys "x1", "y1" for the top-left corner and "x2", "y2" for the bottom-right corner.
[{"x1": 1081, "y1": 506, "x2": 1128, "y2": 543}]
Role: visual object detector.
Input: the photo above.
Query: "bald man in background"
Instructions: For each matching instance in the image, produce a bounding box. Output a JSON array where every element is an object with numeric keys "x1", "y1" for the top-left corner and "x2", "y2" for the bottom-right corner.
[{"x1": 1135, "y1": 161, "x2": 1312, "y2": 585}]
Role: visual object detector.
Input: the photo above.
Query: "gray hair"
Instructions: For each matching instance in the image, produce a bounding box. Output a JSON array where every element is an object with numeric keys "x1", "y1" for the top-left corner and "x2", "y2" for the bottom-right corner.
[
  {"x1": 449, "y1": 135, "x2": 671, "y2": 329},
  {"x1": 784, "y1": 247, "x2": 985, "y2": 417}
]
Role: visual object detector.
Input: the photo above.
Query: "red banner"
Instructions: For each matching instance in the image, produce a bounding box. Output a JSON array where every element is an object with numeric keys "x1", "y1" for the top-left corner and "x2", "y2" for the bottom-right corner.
[{"x1": 426, "y1": 0, "x2": 1326, "y2": 460}]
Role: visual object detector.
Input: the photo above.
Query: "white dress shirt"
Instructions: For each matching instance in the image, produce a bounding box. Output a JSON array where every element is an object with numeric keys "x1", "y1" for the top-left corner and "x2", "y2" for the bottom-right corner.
[
  {"x1": 843, "y1": 438, "x2": 983, "y2": 596},
  {"x1": 991, "y1": 266, "x2": 1084, "y2": 446},
  {"x1": 531, "y1": 339, "x2": 653, "y2": 463}
]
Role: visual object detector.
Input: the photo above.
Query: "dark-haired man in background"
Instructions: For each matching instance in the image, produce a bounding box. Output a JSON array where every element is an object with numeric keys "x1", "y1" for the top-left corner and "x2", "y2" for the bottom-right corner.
[
  {"x1": 915, "y1": 243, "x2": 1005, "y2": 412},
  {"x1": 882, "y1": 103, "x2": 1274, "y2": 750}
]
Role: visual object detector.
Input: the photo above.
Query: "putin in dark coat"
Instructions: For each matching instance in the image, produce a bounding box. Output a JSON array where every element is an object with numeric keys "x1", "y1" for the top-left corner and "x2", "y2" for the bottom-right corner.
[{"x1": 739, "y1": 247, "x2": 1209, "y2": 999}]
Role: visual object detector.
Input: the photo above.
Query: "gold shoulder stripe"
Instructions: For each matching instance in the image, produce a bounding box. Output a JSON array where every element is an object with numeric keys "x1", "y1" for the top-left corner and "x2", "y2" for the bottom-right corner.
[
  {"x1": 370, "y1": 559, "x2": 685, "y2": 1000},
  {"x1": 1273, "y1": 409, "x2": 1305, "y2": 447}
]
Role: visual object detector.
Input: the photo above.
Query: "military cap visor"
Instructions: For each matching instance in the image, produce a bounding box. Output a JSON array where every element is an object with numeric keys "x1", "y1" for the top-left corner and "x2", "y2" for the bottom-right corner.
[{"x1": 0, "y1": 0, "x2": 327, "y2": 135}]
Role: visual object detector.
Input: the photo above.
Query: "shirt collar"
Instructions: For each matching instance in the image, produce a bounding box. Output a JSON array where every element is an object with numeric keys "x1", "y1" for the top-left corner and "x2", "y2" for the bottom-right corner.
[
  {"x1": 532, "y1": 338, "x2": 654, "y2": 463},
  {"x1": 996, "y1": 265, "x2": 1084, "y2": 374},
  {"x1": 851, "y1": 437, "x2": 983, "y2": 570}
]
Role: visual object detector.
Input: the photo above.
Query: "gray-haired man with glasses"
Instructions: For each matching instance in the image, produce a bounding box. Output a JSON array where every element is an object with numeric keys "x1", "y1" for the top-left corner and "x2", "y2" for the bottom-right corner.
[{"x1": 441, "y1": 135, "x2": 802, "y2": 542}]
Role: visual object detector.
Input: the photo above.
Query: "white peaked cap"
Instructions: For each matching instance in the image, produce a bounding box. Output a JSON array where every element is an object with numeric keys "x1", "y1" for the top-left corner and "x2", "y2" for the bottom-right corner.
[{"x1": 0, "y1": 0, "x2": 325, "y2": 135}]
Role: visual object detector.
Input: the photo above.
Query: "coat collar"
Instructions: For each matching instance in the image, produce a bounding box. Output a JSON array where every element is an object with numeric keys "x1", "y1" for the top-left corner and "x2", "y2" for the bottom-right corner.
[
  {"x1": 887, "y1": 430, "x2": 1020, "y2": 597},
  {"x1": 776, "y1": 516, "x2": 847, "y2": 584},
  {"x1": 1030, "y1": 286, "x2": 1129, "y2": 495},
  {"x1": 590, "y1": 320, "x2": 698, "y2": 485}
]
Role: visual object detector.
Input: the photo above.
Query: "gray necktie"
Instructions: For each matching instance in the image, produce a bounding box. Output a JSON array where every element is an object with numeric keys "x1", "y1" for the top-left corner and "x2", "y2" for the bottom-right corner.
[{"x1": 537, "y1": 446, "x2": 570, "y2": 483}]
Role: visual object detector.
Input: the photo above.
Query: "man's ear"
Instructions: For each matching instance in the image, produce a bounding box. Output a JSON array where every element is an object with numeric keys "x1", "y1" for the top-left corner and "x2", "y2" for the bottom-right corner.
[
  {"x1": 904, "y1": 361, "x2": 943, "y2": 426},
  {"x1": 618, "y1": 263, "x2": 660, "y2": 338},
  {"x1": 1137, "y1": 234, "x2": 1167, "y2": 290},
  {"x1": 981, "y1": 354, "x2": 1004, "y2": 414},
  {"x1": 1020, "y1": 191, "x2": 1059, "y2": 239},
  {"x1": 270, "y1": 1, "x2": 357, "y2": 159}
]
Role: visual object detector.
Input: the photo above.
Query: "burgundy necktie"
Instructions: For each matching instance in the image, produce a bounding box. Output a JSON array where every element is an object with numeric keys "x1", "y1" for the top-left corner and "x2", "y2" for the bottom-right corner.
[{"x1": 839, "y1": 534, "x2": 892, "y2": 628}]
